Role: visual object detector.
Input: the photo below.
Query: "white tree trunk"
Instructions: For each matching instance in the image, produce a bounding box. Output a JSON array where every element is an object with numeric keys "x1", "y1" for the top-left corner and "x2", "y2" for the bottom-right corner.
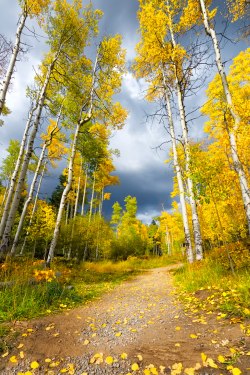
[
  {"x1": 0, "y1": 177, "x2": 10, "y2": 214},
  {"x1": 89, "y1": 169, "x2": 96, "y2": 222},
  {"x1": 199, "y1": 0, "x2": 250, "y2": 235},
  {"x1": 47, "y1": 123, "x2": 81, "y2": 264},
  {"x1": 20, "y1": 157, "x2": 47, "y2": 255},
  {"x1": 74, "y1": 157, "x2": 82, "y2": 217},
  {"x1": 0, "y1": 55, "x2": 59, "y2": 258},
  {"x1": 11, "y1": 108, "x2": 61, "y2": 255},
  {"x1": 65, "y1": 199, "x2": 70, "y2": 224},
  {"x1": 11, "y1": 143, "x2": 47, "y2": 255},
  {"x1": 81, "y1": 165, "x2": 88, "y2": 215},
  {"x1": 161, "y1": 68, "x2": 194, "y2": 263},
  {"x1": 47, "y1": 47, "x2": 100, "y2": 264},
  {"x1": 167, "y1": 25, "x2": 203, "y2": 260},
  {"x1": 0, "y1": 11, "x2": 27, "y2": 115},
  {"x1": 0, "y1": 102, "x2": 38, "y2": 239}
]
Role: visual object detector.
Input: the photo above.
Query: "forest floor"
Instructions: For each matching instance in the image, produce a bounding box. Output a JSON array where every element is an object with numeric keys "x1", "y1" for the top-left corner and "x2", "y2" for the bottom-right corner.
[{"x1": 1, "y1": 264, "x2": 250, "y2": 375}]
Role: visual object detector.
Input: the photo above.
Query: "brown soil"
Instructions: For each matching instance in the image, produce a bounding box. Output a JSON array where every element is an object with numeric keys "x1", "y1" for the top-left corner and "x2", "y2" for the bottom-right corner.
[{"x1": 1, "y1": 264, "x2": 250, "y2": 374}]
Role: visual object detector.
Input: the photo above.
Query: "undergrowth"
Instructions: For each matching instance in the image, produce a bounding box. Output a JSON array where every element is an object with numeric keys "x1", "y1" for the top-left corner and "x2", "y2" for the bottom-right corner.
[
  {"x1": 0, "y1": 255, "x2": 181, "y2": 326},
  {"x1": 174, "y1": 250, "x2": 250, "y2": 319}
]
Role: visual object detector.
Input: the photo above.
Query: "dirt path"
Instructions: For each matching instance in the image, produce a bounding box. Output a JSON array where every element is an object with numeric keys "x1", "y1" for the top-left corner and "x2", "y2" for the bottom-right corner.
[{"x1": 1, "y1": 265, "x2": 249, "y2": 374}]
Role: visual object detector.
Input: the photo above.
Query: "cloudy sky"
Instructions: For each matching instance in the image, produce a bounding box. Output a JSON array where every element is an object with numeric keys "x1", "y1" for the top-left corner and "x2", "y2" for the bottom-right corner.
[{"x1": 0, "y1": 0, "x2": 248, "y2": 224}]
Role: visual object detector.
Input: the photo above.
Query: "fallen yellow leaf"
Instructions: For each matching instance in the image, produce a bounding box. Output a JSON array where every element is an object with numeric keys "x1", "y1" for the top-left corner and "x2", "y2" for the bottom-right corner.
[
  {"x1": 121, "y1": 353, "x2": 128, "y2": 359},
  {"x1": 137, "y1": 355, "x2": 143, "y2": 361},
  {"x1": 106, "y1": 356, "x2": 113, "y2": 365},
  {"x1": 232, "y1": 368, "x2": 241, "y2": 375},
  {"x1": 17, "y1": 344, "x2": 23, "y2": 349},
  {"x1": 30, "y1": 361, "x2": 39, "y2": 369},
  {"x1": 175, "y1": 327, "x2": 181, "y2": 330},
  {"x1": 10, "y1": 356, "x2": 17, "y2": 363},
  {"x1": 131, "y1": 363, "x2": 139, "y2": 371}
]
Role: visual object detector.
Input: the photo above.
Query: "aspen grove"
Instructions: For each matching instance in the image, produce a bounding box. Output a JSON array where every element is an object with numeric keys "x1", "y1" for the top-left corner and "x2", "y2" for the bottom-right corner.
[{"x1": 0, "y1": 0, "x2": 250, "y2": 269}]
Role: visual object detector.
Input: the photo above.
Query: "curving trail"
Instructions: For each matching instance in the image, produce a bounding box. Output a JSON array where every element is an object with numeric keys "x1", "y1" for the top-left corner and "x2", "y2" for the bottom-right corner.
[{"x1": 1, "y1": 265, "x2": 248, "y2": 374}]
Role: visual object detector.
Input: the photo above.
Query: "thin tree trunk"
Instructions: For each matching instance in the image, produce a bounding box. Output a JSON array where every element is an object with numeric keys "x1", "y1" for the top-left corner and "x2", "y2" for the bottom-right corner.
[
  {"x1": 199, "y1": 0, "x2": 250, "y2": 236},
  {"x1": 0, "y1": 11, "x2": 27, "y2": 115},
  {"x1": 65, "y1": 199, "x2": 70, "y2": 225},
  {"x1": 89, "y1": 168, "x2": 96, "y2": 222},
  {"x1": 163, "y1": 9, "x2": 203, "y2": 260},
  {"x1": 20, "y1": 158, "x2": 47, "y2": 255},
  {"x1": 81, "y1": 165, "x2": 88, "y2": 215},
  {"x1": 0, "y1": 54, "x2": 59, "y2": 259},
  {"x1": 47, "y1": 48, "x2": 100, "y2": 265},
  {"x1": 0, "y1": 102, "x2": 38, "y2": 239},
  {"x1": 10, "y1": 111, "x2": 61, "y2": 255},
  {"x1": 0, "y1": 177, "x2": 10, "y2": 214},
  {"x1": 74, "y1": 157, "x2": 82, "y2": 217},
  {"x1": 161, "y1": 66, "x2": 194, "y2": 263}
]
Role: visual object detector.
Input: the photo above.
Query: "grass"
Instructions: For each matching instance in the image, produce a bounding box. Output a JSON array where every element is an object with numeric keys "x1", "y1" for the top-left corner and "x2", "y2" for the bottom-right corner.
[
  {"x1": 0, "y1": 255, "x2": 182, "y2": 326},
  {"x1": 173, "y1": 255, "x2": 250, "y2": 319}
]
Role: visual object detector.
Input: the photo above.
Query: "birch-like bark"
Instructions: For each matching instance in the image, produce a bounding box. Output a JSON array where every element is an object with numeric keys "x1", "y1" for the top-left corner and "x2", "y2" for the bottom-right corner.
[
  {"x1": 0, "y1": 11, "x2": 27, "y2": 115},
  {"x1": 47, "y1": 123, "x2": 81, "y2": 264},
  {"x1": 81, "y1": 165, "x2": 88, "y2": 215},
  {"x1": 20, "y1": 158, "x2": 47, "y2": 255},
  {"x1": 199, "y1": 0, "x2": 250, "y2": 235},
  {"x1": 0, "y1": 55, "x2": 59, "y2": 258},
  {"x1": 11, "y1": 111, "x2": 61, "y2": 255},
  {"x1": 0, "y1": 177, "x2": 10, "y2": 214},
  {"x1": 161, "y1": 66, "x2": 194, "y2": 263},
  {"x1": 89, "y1": 169, "x2": 96, "y2": 222},
  {"x1": 74, "y1": 157, "x2": 82, "y2": 217},
  {"x1": 65, "y1": 199, "x2": 70, "y2": 225},
  {"x1": 166, "y1": 22, "x2": 203, "y2": 260},
  {"x1": 0, "y1": 102, "x2": 38, "y2": 239},
  {"x1": 47, "y1": 48, "x2": 100, "y2": 265}
]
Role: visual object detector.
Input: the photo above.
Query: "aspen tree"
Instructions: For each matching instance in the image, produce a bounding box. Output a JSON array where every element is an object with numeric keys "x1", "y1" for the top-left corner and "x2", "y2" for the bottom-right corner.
[
  {"x1": 0, "y1": 0, "x2": 50, "y2": 115},
  {"x1": 0, "y1": 100, "x2": 39, "y2": 239},
  {"x1": 161, "y1": 67, "x2": 194, "y2": 262},
  {"x1": 10, "y1": 109, "x2": 62, "y2": 255},
  {"x1": 20, "y1": 158, "x2": 47, "y2": 255},
  {"x1": 0, "y1": 1, "x2": 102, "y2": 258},
  {"x1": 133, "y1": 0, "x2": 200, "y2": 261},
  {"x1": 47, "y1": 33, "x2": 128, "y2": 264},
  {"x1": 182, "y1": 0, "x2": 250, "y2": 237}
]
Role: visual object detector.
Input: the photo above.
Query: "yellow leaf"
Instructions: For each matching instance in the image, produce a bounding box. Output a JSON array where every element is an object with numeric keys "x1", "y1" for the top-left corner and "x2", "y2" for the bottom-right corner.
[
  {"x1": 137, "y1": 355, "x2": 143, "y2": 361},
  {"x1": 60, "y1": 370, "x2": 67, "y2": 373},
  {"x1": 175, "y1": 327, "x2": 181, "y2": 330},
  {"x1": 53, "y1": 333, "x2": 59, "y2": 337},
  {"x1": 232, "y1": 368, "x2": 242, "y2": 375},
  {"x1": 184, "y1": 369, "x2": 195, "y2": 375},
  {"x1": 10, "y1": 356, "x2": 17, "y2": 363},
  {"x1": 102, "y1": 323, "x2": 106, "y2": 327},
  {"x1": 246, "y1": 352, "x2": 250, "y2": 355},
  {"x1": 201, "y1": 353, "x2": 207, "y2": 362},
  {"x1": 211, "y1": 340, "x2": 217, "y2": 344},
  {"x1": 115, "y1": 332, "x2": 121, "y2": 337},
  {"x1": 218, "y1": 355, "x2": 225, "y2": 363},
  {"x1": 106, "y1": 356, "x2": 113, "y2": 365},
  {"x1": 92, "y1": 333, "x2": 96, "y2": 337},
  {"x1": 30, "y1": 361, "x2": 39, "y2": 369},
  {"x1": 20, "y1": 351, "x2": 24, "y2": 359},
  {"x1": 45, "y1": 358, "x2": 52, "y2": 362},
  {"x1": 121, "y1": 353, "x2": 128, "y2": 359},
  {"x1": 190, "y1": 334, "x2": 197, "y2": 339},
  {"x1": 22, "y1": 333, "x2": 27, "y2": 337},
  {"x1": 207, "y1": 358, "x2": 218, "y2": 368},
  {"x1": 144, "y1": 370, "x2": 150, "y2": 375},
  {"x1": 131, "y1": 329, "x2": 137, "y2": 332},
  {"x1": 174, "y1": 316, "x2": 179, "y2": 319},
  {"x1": 175, "y1": 343, "x2": 180, "y2": 347},
  {"x1": 150, "y1": 368, "x2": 158, "y2": 374},
  {"x1": 24, "y1": 372, "x2": 33, "y2": 375},
  {"x1": 2, "y1": 352, "x2": 8, "y2": 358},
  {"x1": 17, "y1": 344, "x2": 24, "y2": 349},
  {"x1": 89, "y1": 357, "x2": 95, "y2": 364},
  {"x1": 83, "y1": 340, "x2": 89, "y2": 345},
  {"x1": 131, "y1": 363, "x2": 139, "y2": 371},
  {"x1": 27, "y1": 329, "x2": 33, "y2": 332}
]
